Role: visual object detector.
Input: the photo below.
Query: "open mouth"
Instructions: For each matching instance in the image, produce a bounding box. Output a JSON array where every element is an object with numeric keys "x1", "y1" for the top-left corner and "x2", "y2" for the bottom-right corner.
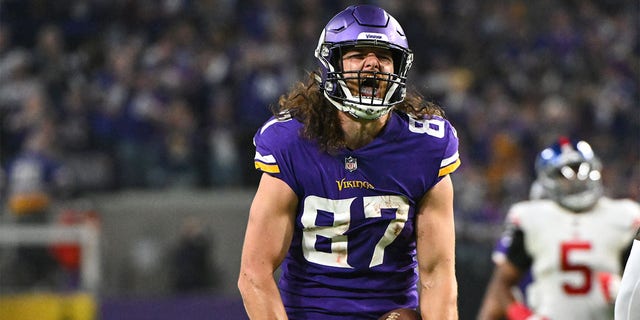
[{"x1": 359, "y1": 77, "x2": 379, "y2": 97}]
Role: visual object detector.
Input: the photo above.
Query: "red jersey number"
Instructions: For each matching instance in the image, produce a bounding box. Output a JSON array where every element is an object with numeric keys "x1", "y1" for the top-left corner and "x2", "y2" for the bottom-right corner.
[{"x1": 560, "y1": 241, "x2": 592, "y2": 295}]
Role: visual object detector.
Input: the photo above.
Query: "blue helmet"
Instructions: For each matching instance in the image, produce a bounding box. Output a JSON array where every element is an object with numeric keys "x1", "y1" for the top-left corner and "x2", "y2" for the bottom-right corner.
[
  {"x1": 314, "y1": 5, "x2": 413, "y2": 119},
  {"x1": 535, "y1": 137, "x2": 603, "y2": 211}
]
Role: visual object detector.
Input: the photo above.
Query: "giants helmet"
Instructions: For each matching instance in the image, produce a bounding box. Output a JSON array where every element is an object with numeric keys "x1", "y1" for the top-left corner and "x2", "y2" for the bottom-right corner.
[
  {"x1": 314, "y1": 5, "x2": 413, "y2": 119},
  {"x1": 535, "y1": 137, "x2": 603, "y2": 211}
]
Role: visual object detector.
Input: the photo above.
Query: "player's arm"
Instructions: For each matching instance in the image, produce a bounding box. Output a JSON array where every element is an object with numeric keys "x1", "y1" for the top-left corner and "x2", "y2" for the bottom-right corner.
[
  {"x1": 492, "y1": 228, "x2": 533, "y2": 320},
  {"x1": 477, "y1": 238, "x2": 511, "y2": 320},
  {"x1": 476, "y1": 266, "x2": 508, "y2": 320},
  {"x1": 615, "y1": 230, "x2": 640, "y2": 320},
  {"x1": 478, "y1": 211, "x2": 532, "y2": 320},
  {"x1": 238, "y1": 173, "x2": 298, "y2": 320},
  {"x1": 415, "y1": 175, "x2": 458, "y2": 320},
  {"x1": 478, "y1": 259, "x2": 527, "y2": 320}
]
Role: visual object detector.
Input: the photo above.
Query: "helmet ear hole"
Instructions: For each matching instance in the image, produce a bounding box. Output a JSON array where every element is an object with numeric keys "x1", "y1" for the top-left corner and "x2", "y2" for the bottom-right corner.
[{"x1": 329, "y1": 46, "x2": 345, "y2": 72}]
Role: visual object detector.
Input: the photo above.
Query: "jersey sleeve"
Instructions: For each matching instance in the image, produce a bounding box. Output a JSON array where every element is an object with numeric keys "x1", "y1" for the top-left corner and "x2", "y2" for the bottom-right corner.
[
  {"x1": 437, "y1": 120, "x2": 460, "y2": 178},
  {"x1": 252, "y1": 116, "x2": 300, "y2": 194},
  {"x1": 497, "y1": 207, "x2": 533, "y2": 270}
]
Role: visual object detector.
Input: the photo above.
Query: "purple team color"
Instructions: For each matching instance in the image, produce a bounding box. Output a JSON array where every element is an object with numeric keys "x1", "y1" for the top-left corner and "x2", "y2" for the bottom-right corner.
[{"x1": 253, "y1": 111, "x2": 459, "y2": 319}]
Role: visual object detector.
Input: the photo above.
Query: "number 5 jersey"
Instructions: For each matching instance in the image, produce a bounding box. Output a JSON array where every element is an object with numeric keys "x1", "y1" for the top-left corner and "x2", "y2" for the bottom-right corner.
[
  {"x1": 498, "y1": 197, "x2": 640, "y2": 319},
  {"x1": 253, "y1": 111, "x2": 460, "y2": 319}
]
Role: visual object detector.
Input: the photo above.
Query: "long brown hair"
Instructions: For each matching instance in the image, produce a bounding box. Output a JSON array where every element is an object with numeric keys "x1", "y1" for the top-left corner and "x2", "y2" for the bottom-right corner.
[{"x1": 272, "y1": 71, "x2": 445, "y2": 154}]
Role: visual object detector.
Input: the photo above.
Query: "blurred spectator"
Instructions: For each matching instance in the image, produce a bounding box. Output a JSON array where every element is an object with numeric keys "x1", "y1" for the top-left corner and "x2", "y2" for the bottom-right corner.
[
  {"x1": 206, "y1": 90, "x2": 242, "y2": 187},
  {"x1": 4, "y1": 89, "x2": 50, "y2": 155},
  {"x1": 113, "y1": 66, "x2": 166, "y2": 189},
  {"x1": 58, "y1": 80, "x2": 92, "y2": 153},
  {"x1": 169, "y1": 216, "x2": 217, "y2": 294},
  {"x1": 161, "y1": 97, "x2": 199, "y2": 188},
  {"x1": 3, "y1": 119, "x2": 74, "y2": 287},
  {"x1": 5, "y1": 119, "x2": 73, "y2": 218},
  {"x1": 87, "y1": 37, "x2": 139, "y2": 176},
  {"x1": 0, "y1": 0, "x2": 636, "y2": 229},
  {"x1": 32, "y1": 24, "x2": 69, "y2": 109}
]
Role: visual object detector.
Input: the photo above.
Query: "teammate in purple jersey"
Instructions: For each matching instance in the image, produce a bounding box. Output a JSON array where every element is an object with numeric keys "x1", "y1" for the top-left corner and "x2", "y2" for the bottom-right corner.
[{"x1": 238, "y1": 5, "x2": 460, "y2": 320}]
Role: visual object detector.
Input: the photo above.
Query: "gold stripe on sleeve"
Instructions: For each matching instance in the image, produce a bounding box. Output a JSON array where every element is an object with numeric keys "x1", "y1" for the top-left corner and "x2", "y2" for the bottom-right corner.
[
  {"x1": 438, "y1": 158, "x2": 461, "y2": 177},
  {"x1": 255, "y1": 161, "x2": 280, "y2": 174}
]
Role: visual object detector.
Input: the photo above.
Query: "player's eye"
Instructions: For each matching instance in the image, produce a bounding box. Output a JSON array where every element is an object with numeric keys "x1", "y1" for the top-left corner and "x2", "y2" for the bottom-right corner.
[
  {"x1": 343, "y1": 52, "x2": 364, "y2": 60},
  {"x1": 378, "y1": 54, "x2": 393, "y2": 63}
]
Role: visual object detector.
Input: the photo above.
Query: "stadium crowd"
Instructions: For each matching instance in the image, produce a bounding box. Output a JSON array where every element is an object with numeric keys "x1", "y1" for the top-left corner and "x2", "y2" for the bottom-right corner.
[{"x1": 0, "y1": 0, "x2": 637, "y2": 226}]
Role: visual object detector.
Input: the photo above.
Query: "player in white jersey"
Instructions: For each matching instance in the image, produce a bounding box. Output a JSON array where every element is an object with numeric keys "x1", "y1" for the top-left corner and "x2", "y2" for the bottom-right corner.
[
  {"x1": 477, "y1": 137, "x2": 640, "y2": 320},
  {"x1": 615, "y1": 227, "x2": 640, "y2": 320}
]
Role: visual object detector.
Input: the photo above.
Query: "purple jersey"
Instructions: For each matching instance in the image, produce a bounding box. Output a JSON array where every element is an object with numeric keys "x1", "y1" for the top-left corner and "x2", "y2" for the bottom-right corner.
[{"x1": 253, "y1": 111, "x2": 460, "y2": 319}]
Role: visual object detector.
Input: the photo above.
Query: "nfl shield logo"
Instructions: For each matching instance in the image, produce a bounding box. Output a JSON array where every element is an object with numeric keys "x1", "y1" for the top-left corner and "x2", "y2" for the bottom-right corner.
[{"x1": 344, "y1": 156, "x2": 358, "y2": 172}]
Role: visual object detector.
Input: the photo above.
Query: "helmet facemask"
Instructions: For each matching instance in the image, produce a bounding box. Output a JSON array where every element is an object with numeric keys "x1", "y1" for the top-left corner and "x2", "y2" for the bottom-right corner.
[
  {"x1": 536, "y1": 139, "x2": 603, "y2": 212},
  {"x1": 314, "y1": 5, "x2": 413, "y2": 120},
  {"x1": 539, "y1": 161, "x2": 603, "y2": 211}
]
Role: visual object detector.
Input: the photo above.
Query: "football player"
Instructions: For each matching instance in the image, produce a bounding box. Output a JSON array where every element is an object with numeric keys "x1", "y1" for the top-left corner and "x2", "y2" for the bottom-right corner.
[
  {"x1": 477, "y1": 181, "x2": 545, "y2": 319},
  {"x1": 477, "y1": 137, "x2": 640, "y2": 320},
  {"x1": 238, "y1": 5, "x2": 460, "y2": 320}
]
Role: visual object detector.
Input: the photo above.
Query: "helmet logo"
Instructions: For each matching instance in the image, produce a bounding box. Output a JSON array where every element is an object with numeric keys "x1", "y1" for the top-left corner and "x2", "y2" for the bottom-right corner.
[
  {"x1": 325, "y1": 82, "x2": 334, "y2": 91},
  {"x1": 321, "y1": 46, "x2": 330, "y2": 57},
  {"x1": 357, "y1": 32, "x2": 389, "y2": 41}
]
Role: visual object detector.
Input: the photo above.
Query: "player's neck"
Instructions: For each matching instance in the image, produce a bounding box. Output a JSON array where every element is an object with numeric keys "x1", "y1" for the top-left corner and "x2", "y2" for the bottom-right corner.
[{"x1": 338, "y1": 112, "x2": 389, "y2": 150}]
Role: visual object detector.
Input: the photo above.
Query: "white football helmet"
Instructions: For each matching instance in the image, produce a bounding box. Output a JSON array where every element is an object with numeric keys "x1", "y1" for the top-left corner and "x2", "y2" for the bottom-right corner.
[{"x1": 535, "y1": 137, "x2": 603, "y2": 211}]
